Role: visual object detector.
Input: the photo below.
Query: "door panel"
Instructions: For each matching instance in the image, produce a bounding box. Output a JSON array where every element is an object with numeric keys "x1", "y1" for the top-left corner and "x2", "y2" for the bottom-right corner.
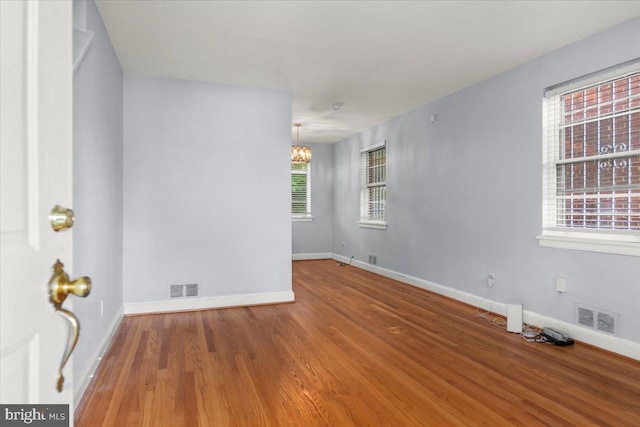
[
  {"x1": 0, "y1": 336, "x2": 39, "y2": 403},
  {"x1": 1, "y1": 0, "x2": 75, "y2": 416}
]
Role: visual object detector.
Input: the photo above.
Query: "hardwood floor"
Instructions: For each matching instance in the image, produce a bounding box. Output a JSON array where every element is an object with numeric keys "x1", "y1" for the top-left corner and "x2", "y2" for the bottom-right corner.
[{"x1": 76, "y1": 260, "x2": 640, "y2": 426}]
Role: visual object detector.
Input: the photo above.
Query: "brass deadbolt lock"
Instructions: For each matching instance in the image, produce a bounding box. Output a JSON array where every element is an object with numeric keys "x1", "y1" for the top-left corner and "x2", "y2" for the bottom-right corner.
[{"x1": 49, "y1": 205, "x2": 75, "y2": 231}]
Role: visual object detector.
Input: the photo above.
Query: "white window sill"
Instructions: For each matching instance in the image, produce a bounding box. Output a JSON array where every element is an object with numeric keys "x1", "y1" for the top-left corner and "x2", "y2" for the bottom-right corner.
[
  {"x1": 537, "y1": 234, "x2": 640, "y2": 257},
  {"x1": 358, "y1": 220, "x2": 387, "y2": 230},
  {"x1": 292, "y1": 215, "x2": 313, "y2": 222}
]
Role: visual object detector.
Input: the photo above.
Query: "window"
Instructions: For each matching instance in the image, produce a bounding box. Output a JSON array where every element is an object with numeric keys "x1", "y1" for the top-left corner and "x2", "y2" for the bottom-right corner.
[
  {"x1": 540, "y1": 63, "x2": 640, "y2": 256},
  {"x1": 291, "y1": 162, "x2": 312, "y2": 220},
  {"x1": 359, "y1": 142, "x2": 387, "y2": 229}
]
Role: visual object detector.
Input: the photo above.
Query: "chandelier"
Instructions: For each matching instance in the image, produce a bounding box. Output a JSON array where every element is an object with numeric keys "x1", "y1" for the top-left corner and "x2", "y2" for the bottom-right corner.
[{"x1": 291, "y1": 123, "x2": 311, "y2": 163}]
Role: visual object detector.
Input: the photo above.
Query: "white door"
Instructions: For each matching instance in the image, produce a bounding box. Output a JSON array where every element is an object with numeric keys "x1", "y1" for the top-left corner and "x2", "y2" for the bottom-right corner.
[{"x1": 1, "y1": 0, "x2": 76, "y2": 418}]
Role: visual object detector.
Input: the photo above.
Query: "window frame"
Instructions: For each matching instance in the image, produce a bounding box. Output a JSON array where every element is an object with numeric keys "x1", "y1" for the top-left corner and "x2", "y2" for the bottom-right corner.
[
  {"x1": 359, "y1": 141, "x2": 387, "y2": 230},
  {"x1": 291, "y1": 161, "x2": 312, "y2": 221},
  {"x1": 539, "y1": 61, "x2": 640, "y2": 257}
]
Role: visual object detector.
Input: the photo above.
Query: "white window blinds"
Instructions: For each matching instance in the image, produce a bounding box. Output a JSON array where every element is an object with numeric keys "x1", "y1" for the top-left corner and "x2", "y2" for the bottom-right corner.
[
  {"x1": 542, "y1": 69, "x2": 640, "y2": 235},
  {"x1": 360, "y1": 144, "x2": 386, "y2": 224},
  {"x1": 291, "y1": 162, "x2": 311, "y2": 216}
]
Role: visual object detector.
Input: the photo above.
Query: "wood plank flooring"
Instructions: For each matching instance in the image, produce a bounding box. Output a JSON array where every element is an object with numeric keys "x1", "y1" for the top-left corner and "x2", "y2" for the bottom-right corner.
[{"x1": 75, "y1": 260, "x2": 640, "y2": 426}]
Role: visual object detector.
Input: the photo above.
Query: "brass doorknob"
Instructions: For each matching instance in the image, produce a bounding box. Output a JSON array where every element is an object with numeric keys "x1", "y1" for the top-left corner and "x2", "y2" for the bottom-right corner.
[
  {"x1": 47, "y1": 259, "x2": 91, "y2": 392},
  {"x1": 48, "y1": 259, "x2": 91, "y2": 307},
  {"x1": 49, "y1": 205, "x2": 75, "y2": 231}
]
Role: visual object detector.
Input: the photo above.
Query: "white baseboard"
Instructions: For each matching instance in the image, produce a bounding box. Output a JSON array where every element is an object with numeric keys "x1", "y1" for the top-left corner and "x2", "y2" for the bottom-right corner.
[
  {"x1": 330, "y1": 254, "x2": 640, "y2": 361},
  {"x1": 123, "y1": 290, "x2": 295, "y2": 315},
  {"x1": 521, "y1": 310, "x2": 640, "y2": 360},
  {"x1": 292, "y1": 252, "x2": 332, "y2": 260},
  {"x1": 74, "y1": 305, "x2": 124, "y2": 407}
]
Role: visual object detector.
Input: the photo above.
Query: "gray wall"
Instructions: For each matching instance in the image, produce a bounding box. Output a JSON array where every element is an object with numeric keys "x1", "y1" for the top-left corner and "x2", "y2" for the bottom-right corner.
[
  {"x1": 332, "y1": 18, "x2": 640, "y2": 343},
  {"x1": 292, "y1": 142, "x2": 334, "y2": 254},
  {"x1": 123, "y1": 75, "x2": 292, "y2": 303},
  {"x1": 72, "y1": 0, "x2": 124, "y2": 389}
]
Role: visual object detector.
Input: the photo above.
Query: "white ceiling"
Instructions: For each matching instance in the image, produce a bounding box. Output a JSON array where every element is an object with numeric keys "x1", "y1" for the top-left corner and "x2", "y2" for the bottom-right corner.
[{"x1": 95, "y1": 1, "x2": 640, "y2": 143}]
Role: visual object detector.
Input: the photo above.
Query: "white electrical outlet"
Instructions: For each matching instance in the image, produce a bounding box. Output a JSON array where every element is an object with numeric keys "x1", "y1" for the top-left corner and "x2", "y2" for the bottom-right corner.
[
  {"x1": 556, "y1": 277, "x2": 567, "y2": 293},
  {"x1": 487, "y1": 273, "x2": 495, "y2": 287}
]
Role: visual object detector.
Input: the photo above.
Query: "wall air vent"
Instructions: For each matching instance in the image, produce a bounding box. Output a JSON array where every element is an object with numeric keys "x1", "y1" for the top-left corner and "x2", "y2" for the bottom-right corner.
[
  {"x1": 575, "y1": 304, "x2": 618, "y2": 336},
  {"x1": 170, "y1": 284, "x2": 184, "y2": 299},
  {"x1": 185, "y1": 283, "x2": 199, "y2": 297},
  {"x1": 170, "y1": 283, "x2": 199, "y2": 299},
  {"x1": 577, "y1": 306, "x2": 595, "y2": 327},
  {"x1": 597, "y1": 312, "x2": 616, "y2": 334}
]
